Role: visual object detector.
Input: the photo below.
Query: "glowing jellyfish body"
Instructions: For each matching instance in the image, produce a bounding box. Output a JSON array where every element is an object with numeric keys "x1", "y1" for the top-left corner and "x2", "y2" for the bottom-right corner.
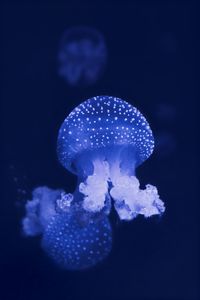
[
  {"x1": 22, "y1": 95, "x2": 165, "y2": 271},
  {"x1": 57, "y1": 96, "x2": 165, "y2": 221},
  {"x1": 58, "y1": 27, "x2": 107, "y2": 86},
  {"x1": 23, "y1": 187, "x2": 112, "y2": 270},
  {"x1": 42, "y1": 212, "x2": 112, "y2": 270}
]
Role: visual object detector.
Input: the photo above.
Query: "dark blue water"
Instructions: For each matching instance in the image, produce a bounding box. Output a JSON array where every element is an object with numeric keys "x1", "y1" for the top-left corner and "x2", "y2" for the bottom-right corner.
[{"x1": 1, "y1": 1, "x2": 198, "y2": 300}]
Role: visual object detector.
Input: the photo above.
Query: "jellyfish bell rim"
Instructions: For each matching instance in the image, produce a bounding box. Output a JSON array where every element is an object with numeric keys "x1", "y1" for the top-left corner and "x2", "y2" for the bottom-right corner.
[
  {"x1": 57, "y1": 95, "x2": 154, "y2": 175},
  {"x1": 57, "y1": 144, "x2": 146, "y2": 176}
]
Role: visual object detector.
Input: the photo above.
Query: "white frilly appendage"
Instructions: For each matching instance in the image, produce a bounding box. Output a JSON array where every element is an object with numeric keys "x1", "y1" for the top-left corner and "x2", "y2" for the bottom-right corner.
[
  {"x1": 22, "y1": 187, "x2": 74, "y2": 236},
  {"x1": 22, "y1": 197, "x2": 42, "y2": 236},
  {"x1": 79, "y1": 159, "x2": 165, "y2": 220},
  {"x1": 56, "y1": 192, "x2": 74, "y2": 212},
  {"x1": 110, "y1": 176, "x2": 165, "y2": 220},
  {"x1": 79, "y1": 160, "x2": 110, "y2": 213}
]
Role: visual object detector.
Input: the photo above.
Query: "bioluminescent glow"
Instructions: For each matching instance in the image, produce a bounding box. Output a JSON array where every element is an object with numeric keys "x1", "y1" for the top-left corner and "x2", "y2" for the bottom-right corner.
[
  {"x1": 42, "y1": 210, "x2": 112, "y2": 270},
  {"x1": 23, "y1": 186, "x2": 112, "y2": 270},
  {"x1": 22, "y1": 95, "x2": 165, "y2": 270},
  {"x1": 58, "y1": 96, "x2": 165, "y2": 220},
  {"x1": 58, "y1": 26, "x2": 107, "y2": 87}
]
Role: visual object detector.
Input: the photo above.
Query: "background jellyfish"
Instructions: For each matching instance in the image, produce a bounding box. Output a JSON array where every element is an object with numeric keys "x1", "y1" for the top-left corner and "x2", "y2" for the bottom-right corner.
[
  {"x1": 153, "y1": 103, "x2": 177, "y2": 159},
  {"x1": 155, "y1": 131, "x2": 177, "y2": 159},
  {"x1": 22, "y1": 186, "x2": 112, "y2": 270},
  {"x1": 22, "y1": 95, "x2": 165, "y2": 271},
  {"x1": 57, "y1": 26, "x2": 107, "y2": 87},
  {"x1": 155, "y1": 103, "x2": 177, "y2": 123}
]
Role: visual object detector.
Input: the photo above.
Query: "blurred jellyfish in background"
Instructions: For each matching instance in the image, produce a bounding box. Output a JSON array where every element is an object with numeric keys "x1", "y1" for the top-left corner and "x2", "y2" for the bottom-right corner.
[
  {"x1": 57, "y1": 26, "x2": 107, "y2": 87},
  {"x1": 155, "y1": 131, "x2": 177, "y2": 159},
  {"x1": 22, "y1": 96, "x2": 165, "y2": 270},
  {"x1": 154, "y1": 102, "x2": 177, "y2": 158},
  {"x1": 23, "y1": 187, "x2": 112, "y2": 270},
  {"x1": 155, "y1": 102, "x2": 177, "y2": 123}
]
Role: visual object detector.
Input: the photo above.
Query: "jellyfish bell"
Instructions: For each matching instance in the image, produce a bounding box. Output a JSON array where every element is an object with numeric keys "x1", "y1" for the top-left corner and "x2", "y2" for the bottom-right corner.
[
  {"x1": 22, "y1": 186, "x2": 112, "y2": 270},
  {"x1": 57, "y1": 96, "x2": 165, "y2": 221},
  {"x1": 41, "y1": 212, "x2": 112, "y2": 270}
]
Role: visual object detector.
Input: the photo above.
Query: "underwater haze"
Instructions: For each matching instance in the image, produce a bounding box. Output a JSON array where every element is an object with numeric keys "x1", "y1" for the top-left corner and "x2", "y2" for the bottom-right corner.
[{"x1": 1, "y1": 1, "x2": 198, "y2": 300}]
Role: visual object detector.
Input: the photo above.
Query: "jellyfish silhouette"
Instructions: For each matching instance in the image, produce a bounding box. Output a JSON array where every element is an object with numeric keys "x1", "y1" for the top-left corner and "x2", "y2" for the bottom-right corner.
[
  {"x1": 58, "y1": 96, "x2": 165, "y2": 220},
  {"x1": 22, "y1": 95, "x2": 165, "y2": 270},
  {"x1": 57, "y1": 26, "x2": 107, "y2": 87}
]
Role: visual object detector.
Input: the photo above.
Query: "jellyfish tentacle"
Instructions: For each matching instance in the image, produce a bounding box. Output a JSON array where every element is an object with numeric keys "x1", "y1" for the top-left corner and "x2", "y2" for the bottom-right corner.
[
  {"x1": 79, "y1": 159, "x2": 110, "y2": 213},
  {"x1": 77, "y1": 149, "x2": 165, "y2": 220},
  {"x1": 56, "y1": 192, "x2": 74, "y2": 213},
  {"x1": 23, "y1": 187, "x2": 112, "y2": 270},
  {"x1": 22, "y1": 187, "x2": 63, "y2": 236},
  {"x1": 110, "y1": 172, "x2": 165, "y2": 220}
]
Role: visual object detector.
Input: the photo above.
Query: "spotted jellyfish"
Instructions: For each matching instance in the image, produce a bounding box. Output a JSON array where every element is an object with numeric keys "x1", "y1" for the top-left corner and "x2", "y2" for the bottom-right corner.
[
  {"x1": 22, "y1": 186, "x2": 112, "y2": 270},
  {"x1": 58, "y1": 95, "x2": 165, "y2": 221},
  {"x1": 58, "y1": 26, "x2": 107, "y2": 87}
]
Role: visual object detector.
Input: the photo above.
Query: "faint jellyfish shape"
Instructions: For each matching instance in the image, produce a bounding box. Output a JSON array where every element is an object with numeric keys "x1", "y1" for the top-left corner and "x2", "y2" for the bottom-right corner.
[
  {"x1": 57, "y1": 95, "x2": 165, "y2": 221},
  {"x1": 42, "y1": 211, "x2": 112, "y2": 270},
  {"x1": 22, "y1": 186, "x2": 112, "y2": 270},
  {"x1": 58, "y1": 26, "x2": 107, "y2": 87},
  {"x1": 22, "y1": 187, "x2": 61, "y2": 236},
  {"x1": 155, "y1": 103, "x2": 177, "y2": 123},
  {"x1": 155, "y1": 131, "x2": 177, "y2": 158}
]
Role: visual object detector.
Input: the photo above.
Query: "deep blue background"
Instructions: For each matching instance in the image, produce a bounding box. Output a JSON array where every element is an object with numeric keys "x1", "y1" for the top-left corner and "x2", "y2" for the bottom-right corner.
[{"x1": 1, "y1": 1, "x2": 198, "y2": 300}]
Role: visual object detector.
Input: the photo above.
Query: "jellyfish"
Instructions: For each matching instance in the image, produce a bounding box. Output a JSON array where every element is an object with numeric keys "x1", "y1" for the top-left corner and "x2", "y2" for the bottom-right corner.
[
  {"x1": 42, "y1": 212, "x2": 112, "y2": 270},
  {"x1": 22, "y1": 186, "x2": 112, "y2": 270},
  {"x1": 57, "y1": 95, "x2": 165, "y2": 221},
  {"x1": 57, "y1": 26, "x2": 107, "y2": 87},
  {"x1": 22, "y1": 95, "x2": 165, "y2": 271}
]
